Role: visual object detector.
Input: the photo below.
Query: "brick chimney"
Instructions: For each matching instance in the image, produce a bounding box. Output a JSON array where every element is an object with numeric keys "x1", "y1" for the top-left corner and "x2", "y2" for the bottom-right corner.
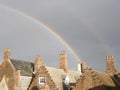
[
  {"x1": 60, "y1": 51, "x2": 68, "y2": 73},
  {"x1": 3, "y1": 48, "x2": 11, "y2": 60},
  {"x1": 106, "y1": 56, "x2": 117, "y2": 75},
  {"x1": 34, "y1": 55, "x2": 44, "y2": 74}
]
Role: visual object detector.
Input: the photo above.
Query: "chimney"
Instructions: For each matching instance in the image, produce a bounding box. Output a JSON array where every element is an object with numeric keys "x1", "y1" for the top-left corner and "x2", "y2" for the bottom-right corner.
[
  {"x1": 3, "y1": 48, "x2": 11, "y2": 60},
  {"x1": 77, "y1": 61, "x2": 81, "y2": 72},
  {"x1": 60, "y1": 51, "x2": 68, "y2": 73},
  {"x1": 34, "y1": 55, "x2": 44, "y2": 74},
  {"x1": 106, "y1": 56, "x2": 117, "y2": 75}
]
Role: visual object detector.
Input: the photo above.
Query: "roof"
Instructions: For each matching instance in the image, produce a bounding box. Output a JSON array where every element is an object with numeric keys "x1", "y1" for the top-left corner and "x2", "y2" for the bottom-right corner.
[
  {"x1": 10, "y1": 59, "x2": 81, "y2": 89},
  {"x1": 46, "y1": 66, "x2": 81, "y2": 89},
  {"x1": 80, "y1": 68, "x2": 116, "y2": 87},
  {"x1": 11, "y1": 59, "x2": 34, "y2": 76},
  {"x1": 67, "y1": 70, "x2": 81, "y2": 83},
  {"x1": 92, "y1": 70, "x2": 116, "y2": 86},
  {"x1": 46, "y1": 67, "x2": 64, "y2": 89}
]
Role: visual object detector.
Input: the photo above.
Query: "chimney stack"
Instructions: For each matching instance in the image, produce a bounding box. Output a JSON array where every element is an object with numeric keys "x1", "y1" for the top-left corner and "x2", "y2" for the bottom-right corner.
[
  {"x1": 3, "y1": 48, "x2": 11, "y2": 60},
  {"x1": 106, "y1": 56, "x2": 117, "y2": 75},
  {"x1": 34, "y1": 55, "x2": 44, "y2": 74},
  {"x1": 60, "y1": 51, "x2": 68, "y2": 73}
]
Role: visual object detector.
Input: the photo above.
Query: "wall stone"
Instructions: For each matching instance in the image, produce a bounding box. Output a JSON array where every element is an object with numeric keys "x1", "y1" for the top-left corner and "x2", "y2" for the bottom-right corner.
[{"x1": 29, "y1": 65, "x2": 59, "y2": 90}]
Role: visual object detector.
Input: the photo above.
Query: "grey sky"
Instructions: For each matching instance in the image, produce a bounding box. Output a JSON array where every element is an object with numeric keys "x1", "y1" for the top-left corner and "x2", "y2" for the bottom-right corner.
[{"x1": 0, "y1": 0, "x2": 120, "y2": 72}]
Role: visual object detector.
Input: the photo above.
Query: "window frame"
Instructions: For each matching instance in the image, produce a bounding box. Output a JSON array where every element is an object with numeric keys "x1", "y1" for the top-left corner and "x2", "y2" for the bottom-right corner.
[{"x1": 39, "y1": 77, "x2": 45, "y2": 84}]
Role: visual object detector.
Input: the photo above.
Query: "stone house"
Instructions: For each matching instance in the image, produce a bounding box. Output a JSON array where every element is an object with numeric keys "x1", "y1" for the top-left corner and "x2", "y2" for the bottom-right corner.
[
  {"x1": 74, "y1": 56, "x2": 120, "y2": 90},
  {"x1": 0, "y1": 49, "x2": 82, "y2": 90},
  {"x1": 0, "y1": 49, "x2": 120, "y2": 90}
]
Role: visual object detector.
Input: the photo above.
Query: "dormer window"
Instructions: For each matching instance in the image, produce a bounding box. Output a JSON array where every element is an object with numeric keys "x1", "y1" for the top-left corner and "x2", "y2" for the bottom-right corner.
[{"x1": 39, "y1": 77, "x2": 45, "y2": 84}]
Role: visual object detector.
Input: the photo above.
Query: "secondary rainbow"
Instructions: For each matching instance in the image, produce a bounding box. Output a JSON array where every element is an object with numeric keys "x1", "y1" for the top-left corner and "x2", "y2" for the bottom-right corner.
[{"x1": 0, "y1": 3, "x2": 81, "y2": 61}]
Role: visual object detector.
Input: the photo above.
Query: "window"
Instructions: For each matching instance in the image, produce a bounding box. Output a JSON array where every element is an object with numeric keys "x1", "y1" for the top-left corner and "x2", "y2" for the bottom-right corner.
[{"x1": 39, "y1": 77, "x2": 45, "y2": 84}]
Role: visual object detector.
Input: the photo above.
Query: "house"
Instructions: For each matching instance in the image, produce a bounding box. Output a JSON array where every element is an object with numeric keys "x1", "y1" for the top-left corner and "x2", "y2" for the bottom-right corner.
[
  {"x1": 0, "y1": 48, "x2": 120, "y2": 90},
  {"x1": 0, "y1": 49, "x2": 82, "y2": 90},
  {"x1": 74, "y1": 56, "x2": 120, "y2": 90},
  {"x1": 0, "y1": 49, "x2": 20, "y2": 90}
]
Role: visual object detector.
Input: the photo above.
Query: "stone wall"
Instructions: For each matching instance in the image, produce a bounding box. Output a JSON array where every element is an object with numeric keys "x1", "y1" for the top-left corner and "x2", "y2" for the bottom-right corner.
[
  {"x1": 29, "y1": 56, "x2": 59, "y2": 90},
  {"x1": 0, "y1": 49, "x2": 20, "y2": 90},
  {"x1": 29, "y1": 65, "x2": 59, "y2": 90},
  {"x1": 0, "y1": 60, "x2": 20, "y2": 90}
]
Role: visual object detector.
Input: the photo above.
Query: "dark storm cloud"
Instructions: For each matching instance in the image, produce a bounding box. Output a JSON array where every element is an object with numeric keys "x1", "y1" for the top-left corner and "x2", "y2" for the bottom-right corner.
[{"x1": 0, "y1": 0, "x2": 120, "y2": 71}]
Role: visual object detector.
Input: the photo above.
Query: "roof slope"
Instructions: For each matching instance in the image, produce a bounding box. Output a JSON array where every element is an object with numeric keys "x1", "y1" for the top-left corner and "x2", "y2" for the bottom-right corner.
[
  {"x1": 46, "y1": 66, "x2": 81, "y2": 89},
  {"x1": 75, "y1": 67, "x2": 118, "y2": 90},
  {"x1": 46, "y1": 67, "x2": 64, "y2": 89},
  {"x1": 10, "y1": 59, "x2": 81, "y2": 89},
  {"x1": 67, "y1": 70, "x2": 81, "y2": 83},
  {"x1": 11, "y1": 59, "x2": 34, "y2": 76},
  {"x1": 95, "y1": 72, "x2": 116, "y2": 86}
]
